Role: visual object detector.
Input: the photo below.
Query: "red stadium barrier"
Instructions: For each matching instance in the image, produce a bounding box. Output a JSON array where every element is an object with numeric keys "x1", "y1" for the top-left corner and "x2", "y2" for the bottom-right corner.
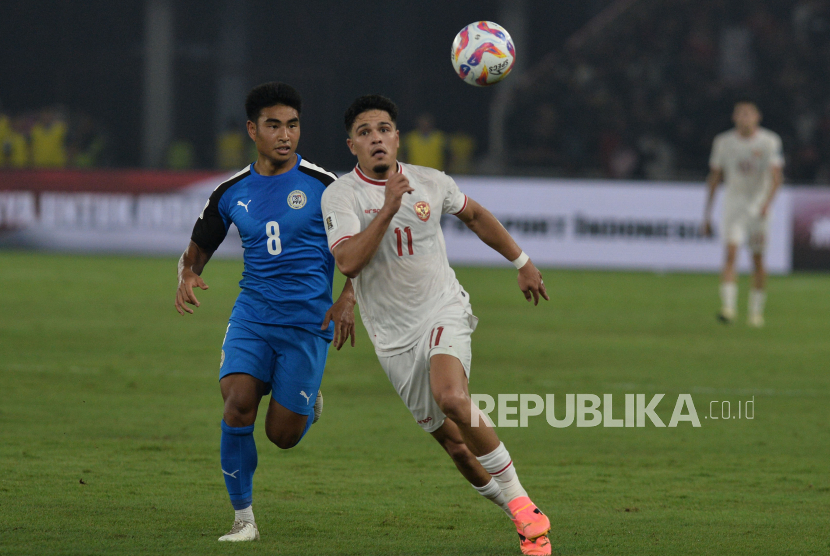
[
  {"x1": 0, "y1": 169, "x2": 225, "y2": 193},
  {"x1": 2, "y1": 169, "x2": 830, "y2": 270}
]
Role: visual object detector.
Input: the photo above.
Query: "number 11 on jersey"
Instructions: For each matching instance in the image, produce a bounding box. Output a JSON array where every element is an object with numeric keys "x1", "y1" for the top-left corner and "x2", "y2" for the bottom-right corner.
[
  {"x1": 394, "y1": 227, "x2": 414, "y2": 257},
  {"x1": 266, "y1": 221, "x2": 282, "y2": 255}
]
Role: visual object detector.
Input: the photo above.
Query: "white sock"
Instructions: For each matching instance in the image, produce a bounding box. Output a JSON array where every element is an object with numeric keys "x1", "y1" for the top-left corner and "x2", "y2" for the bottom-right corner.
[
  {"x1": 235, "y1": 505, "x2": 255, "y2": 524},
  {"x1": 720, "y1": 282, "x2": 737, "y2": 314},
  {"x1": 473, "y1": 479, "x2": 513, "y2": 518},
  {"x1": 749, "y1": 289, "x2": 766, "y2": 317},
  {"x1": 476, "y1": 442, "x2": 528, "y2": 503}
]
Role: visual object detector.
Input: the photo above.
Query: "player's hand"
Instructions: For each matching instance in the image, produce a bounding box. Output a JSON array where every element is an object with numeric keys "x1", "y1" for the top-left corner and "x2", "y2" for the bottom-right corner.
[
  {"x1": 322, "y1": 294, "x2": 356, "y2": 350},
  {"x1": 701, "y1": 219, "x2": 713, "y2": 238},
  {"x1": 381, "y1": 173, "x2": 414, "y2": 216},
  {"x1": 518, "y1": 261, "x2": 549, "y2": 306},
  {"x1": 175, "y1": 270, "x2": 209, "y2": 315},
  {"x1": 760, "y1": 203, "x2": 770, "y2": 217}
]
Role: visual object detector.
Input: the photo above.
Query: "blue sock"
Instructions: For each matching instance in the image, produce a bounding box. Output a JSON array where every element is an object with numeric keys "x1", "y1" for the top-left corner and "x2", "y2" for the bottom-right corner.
[{"x1": 220, "y1": 421, "x2": 257, "y2": 510}]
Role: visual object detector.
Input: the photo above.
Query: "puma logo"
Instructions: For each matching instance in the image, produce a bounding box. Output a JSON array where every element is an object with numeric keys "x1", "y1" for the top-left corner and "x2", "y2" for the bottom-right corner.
[
  {"x1": 222, "y1": 469, "x2": 239, "y2": 479},
  {"x1": 237, "y1": 200, "x2": 251, "y2": 212},
  {"x1": 299, "y1": 391, "x2": 311, "y2": 405}
]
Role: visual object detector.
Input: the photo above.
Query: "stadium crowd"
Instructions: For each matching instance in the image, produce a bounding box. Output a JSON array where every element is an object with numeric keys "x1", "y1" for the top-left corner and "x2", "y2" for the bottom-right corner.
[
  {"x1": 5, "y1": 0, "x2": 830, "y2": 182},
  {"x1": 509, "y1": 0, "x2": 830, "y2": 183},
  {"x1": 0, "y1": 107, "x2": 109, "y2": 169}
]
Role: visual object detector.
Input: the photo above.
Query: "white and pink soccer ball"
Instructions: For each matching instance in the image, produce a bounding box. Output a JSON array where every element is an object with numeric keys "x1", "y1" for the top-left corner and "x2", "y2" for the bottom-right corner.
[{"x1": 451, "y1": 21, "x2": 516, "y2": 87}]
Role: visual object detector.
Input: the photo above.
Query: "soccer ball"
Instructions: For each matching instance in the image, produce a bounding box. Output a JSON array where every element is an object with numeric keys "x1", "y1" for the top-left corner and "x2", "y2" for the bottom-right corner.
[{"x1": 451, "y1": 21, "x2": 515, "y2": 87}]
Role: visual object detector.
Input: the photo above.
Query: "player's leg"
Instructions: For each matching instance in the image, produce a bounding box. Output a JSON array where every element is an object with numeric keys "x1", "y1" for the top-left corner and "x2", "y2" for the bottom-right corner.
[
  {"x1": 719, "y1": 198, "x2": 745, "y2": 323},
  {"x1": 219, "y1": 373, "x2": 267, "y2": 540},
  {"x1": 263, "y1": 398, "x2": 310, "y2": 449},
  {"x1": 432, "y1": 423, "x2": 553, "y2": 554},
  {"x1": 430, "y1": 419, "x2": 513, "y2": 518},
  {"x1": 748, "y1": 225, "x2": 767, "y2": 326},
  {"x1": 221, "y1": 372, "x2": 267, "y2": 427},
  {"x1": 264, "y1": 325, "x2": 329, "y2": 448},
  {"x1": 217, "y1": 320, "x2": 275, "y2": 541},
  {"x1": 375, "y1": 340, "x2": 502, "y2": 501},
  {"x1": 719, "y1": 243, "x2": 739, "y2": 322},
  {"x1": 429, "y1": 354, "x2": 551, "y2": 551},
  {"x1": 377, "y1": 319, "x2": 550, "y2": 554},
  {"x1": 429, "y1": 354, "x2": 498, "y2": 456}
]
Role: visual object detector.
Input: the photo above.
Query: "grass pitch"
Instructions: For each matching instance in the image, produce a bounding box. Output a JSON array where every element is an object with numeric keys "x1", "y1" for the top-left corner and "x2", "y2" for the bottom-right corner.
[{"x1": 1, "y1": 251, "x2": 828, "y2": 555}]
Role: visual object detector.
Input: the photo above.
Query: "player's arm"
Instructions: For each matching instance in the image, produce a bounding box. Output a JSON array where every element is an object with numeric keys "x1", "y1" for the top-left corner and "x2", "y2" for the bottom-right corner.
[
  {"x1": 703, "y1": 167, "x2": 723, "y2": 237},
  {"x1": 331, "y1": 173, "x2": 414, "y2": 277},
  {"x1": 175, "y1": 241, "x2": 213, "y2": 315},
  {"x1": 321, "y1": 278, "x2": 357, "y2": 350},
  {"x1": 761, "y1": 165, "x2": 783, "y2": 217},
  {"x1": 455, "y1": 198, "x2": 549, "y2": 305}
]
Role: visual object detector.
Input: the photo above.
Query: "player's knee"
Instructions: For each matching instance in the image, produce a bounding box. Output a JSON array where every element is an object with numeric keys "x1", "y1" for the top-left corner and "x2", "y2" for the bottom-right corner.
[
  {"x1": 265, "y1": 424, "x2": 302, "y2": 450},
  {"x1": 223, "y1": 399, "x2": 256, "y2": 428},
  {"x1": 434, "y1": 391, "x2": 471, "y2": 424}
]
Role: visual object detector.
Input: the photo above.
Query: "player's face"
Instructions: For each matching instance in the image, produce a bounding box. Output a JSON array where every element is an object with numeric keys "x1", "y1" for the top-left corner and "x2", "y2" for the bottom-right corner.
[
  {"x1": 733, "y1": 103, "x2": 761, "y2": 135},
  {"x1": 347, "y1": 110, "x2": 399, "y2": 177},
  {"x1": 247, "y1": 104, "x2": 300, "y2": 165}
]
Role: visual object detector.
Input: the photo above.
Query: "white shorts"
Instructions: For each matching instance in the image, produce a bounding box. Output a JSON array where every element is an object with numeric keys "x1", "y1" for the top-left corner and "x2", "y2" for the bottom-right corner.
[
  {"x1": 377, "y1": 302, "x2": 478, "y2": 434},
  {"x1": 722, "y1": 198, "x2": 768, "y2": 253}
]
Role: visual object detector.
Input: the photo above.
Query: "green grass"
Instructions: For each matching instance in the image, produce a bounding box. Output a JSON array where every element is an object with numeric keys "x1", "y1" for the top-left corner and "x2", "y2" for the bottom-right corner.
[{"x1": 1, "y1": 251, "x2": 828, "y2": 555}]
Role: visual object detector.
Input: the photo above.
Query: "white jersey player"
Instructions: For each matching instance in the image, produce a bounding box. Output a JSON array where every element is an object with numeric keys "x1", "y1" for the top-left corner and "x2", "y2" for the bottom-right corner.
[
  {"x1": 322, "y1": 95, "x2": 552, "y2": 556},
  {"x1": 703, "y1": 100, "x2": 784, "y2": 327}
]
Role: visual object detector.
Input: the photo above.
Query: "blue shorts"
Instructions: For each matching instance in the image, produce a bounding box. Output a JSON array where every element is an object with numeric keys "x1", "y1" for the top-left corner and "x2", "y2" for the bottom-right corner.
[{"x1": 219, "y1": 319, "x2": 329, "y2": 416}]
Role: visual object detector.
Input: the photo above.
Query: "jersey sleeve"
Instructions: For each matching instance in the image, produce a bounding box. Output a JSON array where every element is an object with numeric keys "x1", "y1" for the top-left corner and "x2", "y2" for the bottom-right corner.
[
  {"x1": 441, "y1": 173, "x2": 468, "y2": 215},
  {"x1": 321, "y1": 184, "x2": 361, "y2": 252},
  {"x1": 709, "y1": 135, "x2": 724, "y2": 170},
  {"x1": 191, "y1": 189, "x2": 231, "y2": 252},
  {"x1": 769, "y1": 134, "x2": 784, "y2": 168}
]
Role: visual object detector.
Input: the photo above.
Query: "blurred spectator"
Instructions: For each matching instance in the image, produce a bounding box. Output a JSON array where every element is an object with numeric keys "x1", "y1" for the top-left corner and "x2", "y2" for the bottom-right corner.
[
  {"x1": 448, "y1": 131, "x2": 476, "y2": 174},
  {"x1": 0, "y1": 113, "x2": 15, "y2": 167},
  {"x1": 401, "y1": 113, "x2": 447, "y2": 171},
  {"x1": 166, "y1": 139, "x2": 196, "y2": 170},
  {"x1": 510, "y1": 103, "x2": 564, "y2": 169},
  {"x1": 509, "y1": 0, "x2": 830, "y2": 182},
  {"x1": 719, "y1": 25, "x2": 755, "y2": 87},
  {"x1": 68, "y1": 113, "x2": 107, "y2": 168},
  {"x1": 216, "y1": 121, "x2": 248, "y2": 170},
  {"x1": 637, "y1": 134, "x2": 676, "y2": 180},
  {"x1": 5, "y1": 117, "x2": 31, "y2": 167},
  {"x1": 30, "y1": 107, "x2": 68, "y2": 168}
]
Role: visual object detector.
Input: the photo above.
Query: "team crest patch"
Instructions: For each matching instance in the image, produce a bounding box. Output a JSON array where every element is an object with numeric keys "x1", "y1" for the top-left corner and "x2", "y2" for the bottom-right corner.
[
  {"x1": 414, "y1": 201, "x2": 431, "y2": 222},
  {"x1": 220, "y1": 349, "x2": 225, "y2": 369},
  {"x1": 287, "y1": 190, "x2": 307, "y2": 209}
]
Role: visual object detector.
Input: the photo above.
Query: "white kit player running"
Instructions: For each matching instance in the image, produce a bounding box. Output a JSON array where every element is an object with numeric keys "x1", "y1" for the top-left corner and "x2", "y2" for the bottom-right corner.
[
  {"x1": 322, "y1": 95, "x2": 552, "y2": 556},
  {"x1": 704, "y1": 99, "x2": 784, "y2": 327}
]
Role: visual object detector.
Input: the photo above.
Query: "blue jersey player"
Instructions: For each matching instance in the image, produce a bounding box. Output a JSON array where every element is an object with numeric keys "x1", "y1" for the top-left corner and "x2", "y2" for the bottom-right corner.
[{"x1": 174, "y1": 82, "x2": 356, "y2": 542}]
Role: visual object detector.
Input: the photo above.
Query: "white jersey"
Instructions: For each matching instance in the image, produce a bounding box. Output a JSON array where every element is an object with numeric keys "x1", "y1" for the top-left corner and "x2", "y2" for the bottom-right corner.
[
  {"x1": 321, "y1": 162, "x2": 470, "y2": 356},
  {"x1": 709, "y1": 127, "x2": 784, "y2": 210}
]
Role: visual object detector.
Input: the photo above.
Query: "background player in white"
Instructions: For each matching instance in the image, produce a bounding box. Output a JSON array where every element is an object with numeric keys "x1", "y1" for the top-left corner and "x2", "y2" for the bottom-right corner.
[
  {"x1": 703, "y1": 100, "x2": 784, "y2": 326},
  {"x1": 321, "y1": 95, "x2": 551, "y2": 556}
]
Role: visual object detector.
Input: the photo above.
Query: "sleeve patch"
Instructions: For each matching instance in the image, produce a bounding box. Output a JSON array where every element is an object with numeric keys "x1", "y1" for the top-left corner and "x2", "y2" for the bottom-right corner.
[{"x1": 325, "y1": 211, "x2": 338, "y2": 234}]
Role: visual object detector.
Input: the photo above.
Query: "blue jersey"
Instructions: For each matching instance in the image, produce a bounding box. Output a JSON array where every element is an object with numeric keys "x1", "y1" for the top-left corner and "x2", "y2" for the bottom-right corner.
[{"x1": 191, "y1": 155, "x2": 338, "y2": 339}]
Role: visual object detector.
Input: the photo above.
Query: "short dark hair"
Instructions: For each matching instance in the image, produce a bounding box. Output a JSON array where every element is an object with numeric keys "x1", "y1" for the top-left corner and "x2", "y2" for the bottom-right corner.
[
  {"x1": 734, "y1": 97, "x2": 759, "y2": 110},
  {"x1": 344, "y1": 95, "x2": 398, "y2": 134},
  {"x1": 245, "y1": 82, "x2": 302, "y2": 122}
]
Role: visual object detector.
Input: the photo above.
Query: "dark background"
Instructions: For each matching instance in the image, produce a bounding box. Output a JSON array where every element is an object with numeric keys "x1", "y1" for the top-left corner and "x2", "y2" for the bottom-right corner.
[
  {"x1": 3, "y1": 0, "x2": 830, "y2": 181},
  {"x1": 0, "y1": 1, "x2": 602, "y2": 169}
]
